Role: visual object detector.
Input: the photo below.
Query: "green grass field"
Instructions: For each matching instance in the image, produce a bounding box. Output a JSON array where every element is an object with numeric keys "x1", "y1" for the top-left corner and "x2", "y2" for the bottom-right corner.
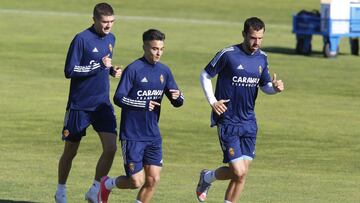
[{"x1": 0, "y1": 0, "x2": 359, "y2": 202}]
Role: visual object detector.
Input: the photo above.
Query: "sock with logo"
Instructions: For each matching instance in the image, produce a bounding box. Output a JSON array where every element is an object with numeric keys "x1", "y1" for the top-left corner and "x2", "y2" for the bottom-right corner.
[{"x1": 204, "y1": 170, "x2": 216, "y2": 184}]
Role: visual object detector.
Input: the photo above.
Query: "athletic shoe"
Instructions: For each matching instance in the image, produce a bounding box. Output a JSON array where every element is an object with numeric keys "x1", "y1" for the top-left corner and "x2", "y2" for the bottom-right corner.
[
  {"x1": 85, "y1": 186, "x2": 99, "y2": 203},
  {"x1": 98, "y1": 176, "x2": 111, "y2": 203},
  {"x1": 196, "y1": 169, "x2": 212, "y2": 202},
  {"x1": 54, "y1": 193, "x2": 66, "y2": 203}
]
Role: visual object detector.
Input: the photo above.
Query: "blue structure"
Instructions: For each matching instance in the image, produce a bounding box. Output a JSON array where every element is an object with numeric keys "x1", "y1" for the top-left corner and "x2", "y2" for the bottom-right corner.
[{"x1": 292, "y1": 4, "x2": 360, "y2": 57}]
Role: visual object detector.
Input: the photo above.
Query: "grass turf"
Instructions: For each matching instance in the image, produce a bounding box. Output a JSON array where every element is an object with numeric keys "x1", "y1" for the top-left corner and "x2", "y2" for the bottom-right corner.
[{"x1": 0, "y1": 0, "x2": 359, "y2": 202}]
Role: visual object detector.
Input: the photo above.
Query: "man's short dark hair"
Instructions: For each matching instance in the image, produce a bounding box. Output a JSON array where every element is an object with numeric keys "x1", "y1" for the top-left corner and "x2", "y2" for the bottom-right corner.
[
  {"x1": 243, "y1": 17, "x2": 265, "y2": 34},
  {"x1": 142, "y1": 29, "x2": 165, "y2": 42},
  {"x1": 93, "y1": 3, "x2": 114, "y2": 19}
]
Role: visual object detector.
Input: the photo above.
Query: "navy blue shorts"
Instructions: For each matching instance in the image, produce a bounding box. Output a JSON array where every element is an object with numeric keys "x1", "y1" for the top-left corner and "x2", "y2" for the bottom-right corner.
[
  {"x1": 121, "y1": 139, "x2": 163, "y2": 177},
  {"x1": 217, "y1": 124, "x2": 257, "y2": 163},
  {"x1": 61, "y1": 105, "x2": 117, "y2": 142}
]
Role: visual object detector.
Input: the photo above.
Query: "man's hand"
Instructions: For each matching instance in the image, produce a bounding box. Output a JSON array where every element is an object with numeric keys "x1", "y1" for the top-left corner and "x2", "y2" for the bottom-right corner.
[
  {"x1": 272, "y1": 73, "x2": 284, "y2": 92},
  {"x1": 111, "y1": 65, "x2": 122, "y2": 78},
  {"x1": 169, "y1": 89, "x2": 180, "y2": 100},
  {"x1": 149, "y1": 101, "x2": 161, "y2": 111},
  {"x1": 102, "y1": 54, "x2": 112, "y2": 68},
  {"x1": 211, "y1": 99, "x2": 230, "y2": 115}
]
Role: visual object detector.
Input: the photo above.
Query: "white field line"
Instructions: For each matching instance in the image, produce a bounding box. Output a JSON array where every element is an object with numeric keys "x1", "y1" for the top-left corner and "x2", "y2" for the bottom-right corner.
[{"x1": 0, "y1": 8, "x2": 290, "y2": 29}]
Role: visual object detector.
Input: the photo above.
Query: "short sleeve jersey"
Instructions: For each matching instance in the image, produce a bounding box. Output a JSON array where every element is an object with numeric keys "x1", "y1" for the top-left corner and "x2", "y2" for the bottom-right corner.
[{"x1": 204, "y1": 44, "x2": 271, "y2": 127}]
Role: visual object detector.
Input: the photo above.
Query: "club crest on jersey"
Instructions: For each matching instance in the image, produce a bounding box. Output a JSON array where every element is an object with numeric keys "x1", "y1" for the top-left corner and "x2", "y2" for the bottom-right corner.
[
  {"x1": 160, "y1": 74, "x2": 164, "y2": 84},
  {"x1": 109, "y1": 44, "x2": 113, "y2": 53},
  {"x1": 63, "y1": 129, "x2": 70, "y2": 137},
  {"x1": 258, "y1": 65, "x2": 263, "y2": 74},
  {"x1": 229, "y1": 148, "x2": 235, "y2": 157}
]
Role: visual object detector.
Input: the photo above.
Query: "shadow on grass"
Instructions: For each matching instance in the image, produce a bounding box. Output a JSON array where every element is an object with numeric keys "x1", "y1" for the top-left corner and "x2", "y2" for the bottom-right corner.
[
  {"x1": 262, "y1": 46, "x2": 349, "y2": 58},
  {"x1": 263, "y1": 46, "x2": 325, "y2": 58},
  {"x1": 262, "y1": 46, "x2": 322, "y2": 56},
  {"x1": 0, "y1": 200, "x2": 39, "y2": 203},
  {"x1": 262, "y1": 46, "x2": 298, "y2": 55}
]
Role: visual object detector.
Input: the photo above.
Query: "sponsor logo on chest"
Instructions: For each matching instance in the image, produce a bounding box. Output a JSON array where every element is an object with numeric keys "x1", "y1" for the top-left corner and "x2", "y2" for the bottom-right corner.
[
  {"x1": 231, "y1": 64, "x2": 262, "y2": 87},
  {"x1": 232, "y1": 76, "x2": 260, "y2": 87},
  {"x1": 136, "y1": 89, "x2": 163, "y2": 100},
  {"x1": 136, "y1": 74, "x2": 165, "y2": 100}
]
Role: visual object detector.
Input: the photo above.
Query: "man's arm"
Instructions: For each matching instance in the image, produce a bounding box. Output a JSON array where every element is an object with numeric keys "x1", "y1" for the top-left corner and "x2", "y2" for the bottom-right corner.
[
  {"x1": 199, "y1": 70, "x2": 229, "y2": 115},
  {"x1": 164, "y1": 71, "x2": 184, "y2": 107},
  {"x1": 199, "y1": 70, "x2": 217, "y2": 105},
  {"x1": 113, "y1": 94, "x2": 150, "y2": 110},
  {"x1": 64, "y1": 36, "x2": 110, "y2": 78},
  {"x1": 109, "y1": 65, "x2": 122, "y2": 78},
  {"x1": 260, "y1": 73, "x2": 284, "y2": 94},
  {"x1": 114, "y1": 93, "x2": 161, "y2": 111},
  {"x1": 113, "y1": 68, "x2": 155, "y2": 111},
  {"x1": 165, "y1": 89, "x2": 184, "y2": 107}
]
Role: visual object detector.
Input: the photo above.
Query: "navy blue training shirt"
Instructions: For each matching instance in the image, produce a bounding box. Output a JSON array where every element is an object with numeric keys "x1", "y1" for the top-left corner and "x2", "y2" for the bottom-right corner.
[
  {"x1": 114, "y1": 57, "x2": 184, "y2": 141},
  {"x1": 204, "y1": 44, "x2": 272, "y2": 127},
  {"x1": 64, "y1": 25, "x2": 115, "y2": 111}
]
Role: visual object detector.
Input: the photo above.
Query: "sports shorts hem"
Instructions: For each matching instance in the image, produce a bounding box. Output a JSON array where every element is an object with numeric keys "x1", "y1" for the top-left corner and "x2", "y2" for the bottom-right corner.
[{"x1": 229, "y1": 155, "x2": 253, "y2": 163}]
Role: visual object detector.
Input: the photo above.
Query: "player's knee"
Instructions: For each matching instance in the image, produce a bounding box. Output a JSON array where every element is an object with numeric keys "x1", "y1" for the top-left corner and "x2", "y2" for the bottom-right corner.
[
  {"x1": 129, "y1": 176, "x2": 144, "y2": 189},
  {"x1": 103, "y1": 144, "x2": 117, "y2": 156},
  {"x1": 145, "y1": 175, "x2": 160, "y2": 188},
  {"x1": 232, "y1": 168, "x2": 248, "y2": 181},
  {"x1": 63, "y1": 142, "x2": 80, "y2": 159},
  {"x1": 62, "y1": 149, "x2": 78, "y2": 160}
]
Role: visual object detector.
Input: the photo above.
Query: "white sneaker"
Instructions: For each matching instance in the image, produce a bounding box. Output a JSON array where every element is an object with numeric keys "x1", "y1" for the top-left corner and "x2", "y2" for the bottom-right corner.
[
  {"x1": 85, "y1": 187, "x2": 99, "y2": 203},
  {"x1": 54, "y1": 193, "x2": 66, "y2": 203}
]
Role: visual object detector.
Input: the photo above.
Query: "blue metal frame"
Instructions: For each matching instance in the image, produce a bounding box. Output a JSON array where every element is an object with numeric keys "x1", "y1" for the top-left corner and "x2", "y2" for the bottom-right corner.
[{"x1": 292, "y1": 14, "x2": 360, "y2": 55}]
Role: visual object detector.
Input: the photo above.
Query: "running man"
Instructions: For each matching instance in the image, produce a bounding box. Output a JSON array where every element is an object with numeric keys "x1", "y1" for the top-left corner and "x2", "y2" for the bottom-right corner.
[
  {"x1": 55, "y1": 3, "x2": 122, "y2": 203},
  {"x1": 98, "y1": 29, "x2": 184, "y2": 203},
  {"x1": 196, "y1": 17, "x2": 284, "y2": 203}
]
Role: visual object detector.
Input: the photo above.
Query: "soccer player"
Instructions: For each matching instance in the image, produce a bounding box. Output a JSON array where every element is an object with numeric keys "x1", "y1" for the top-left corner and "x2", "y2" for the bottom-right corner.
[
  {"x1": 54, "y1": 3, "x2": 122, "y2": 203},
  {"x1": 196, "y1": 17, "x2": 284, "y2": 203},
  {"x1": 98, "y1": 29, "x2": 184, "y2": 203}
]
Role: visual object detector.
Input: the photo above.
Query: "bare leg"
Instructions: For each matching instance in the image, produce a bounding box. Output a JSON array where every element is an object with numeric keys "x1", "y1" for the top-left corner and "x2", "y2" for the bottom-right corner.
[
  {"x1": 115, "y1": 170, "x2": 145, "y2": 189},
  {"x1": 224, "y1": 160, "x2": 251, "y2": 203},
  {"x1": 58, "y1": 141, "x2": 80, "y2": 184},
  {"x1": 214, "y1": 166, "x2": 233, "y2": 180},
  {"x1": 95, "y1": 132, "x2": 117, "y2": 181},
  {"x1": 137, "y1": 165, "x2": 162, "y2": 203}
]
